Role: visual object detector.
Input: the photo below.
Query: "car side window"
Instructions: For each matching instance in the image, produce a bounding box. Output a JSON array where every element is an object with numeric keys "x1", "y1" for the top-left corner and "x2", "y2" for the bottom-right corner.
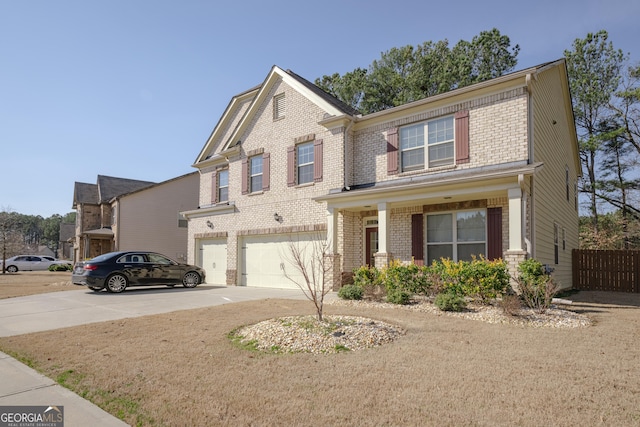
[{"x1": 148, "y1": 254, "x2": 173, "y2": 265}]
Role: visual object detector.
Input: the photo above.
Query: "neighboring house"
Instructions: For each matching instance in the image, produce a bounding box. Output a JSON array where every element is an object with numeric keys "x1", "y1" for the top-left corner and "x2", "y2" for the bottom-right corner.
[
  {"x1": 58, "y1": 222, "x2": 75, "y2": 259},
  {"x1": 71, "y1": 173, "x2": 199, "y2": 262},
  {"x1": 183, "y1": 59, "x2": 580, "y2": 290}
]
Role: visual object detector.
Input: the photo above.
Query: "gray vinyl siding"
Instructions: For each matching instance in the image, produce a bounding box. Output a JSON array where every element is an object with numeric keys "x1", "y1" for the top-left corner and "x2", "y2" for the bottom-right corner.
[{"x1": 531, "y1": 67, "x2": 580, "y2": 288}]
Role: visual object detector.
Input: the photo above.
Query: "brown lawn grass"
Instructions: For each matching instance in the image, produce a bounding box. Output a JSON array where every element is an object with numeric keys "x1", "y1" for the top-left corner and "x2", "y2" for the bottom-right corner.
[
  {"x1": 0, "y1": 271, "x2": 76, "y2": 299},
  {"x1": 1, "y1": 274, "x2": 639, "y2": 426}
]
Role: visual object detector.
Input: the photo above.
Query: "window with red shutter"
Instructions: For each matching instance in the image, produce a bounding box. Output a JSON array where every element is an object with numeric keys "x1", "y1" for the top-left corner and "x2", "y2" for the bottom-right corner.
[
  {"x1": 262, "y1": 152, "x2": 270, "y2": 191},
  {"x1": 314, "y1": 139, "x2": 323, "y2": 182},
  {"x1": 455, "y1": 110, "x2": 469, "y2": 164},
  {"x1": 387, "y1": 128, "x2": 399, "y2": 175}
]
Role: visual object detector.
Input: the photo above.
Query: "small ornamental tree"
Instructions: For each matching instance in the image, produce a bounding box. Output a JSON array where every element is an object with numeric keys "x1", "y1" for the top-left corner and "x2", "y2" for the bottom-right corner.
[{"x1": 281, "y1": 233, "x2": 333, "y2": 321}]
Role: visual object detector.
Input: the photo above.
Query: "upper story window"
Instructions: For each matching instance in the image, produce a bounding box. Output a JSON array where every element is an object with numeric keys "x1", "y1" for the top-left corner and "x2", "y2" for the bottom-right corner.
[
  {"x1": 288, "y1": 138, "x2": 323, "y2": 186},
  {"x1": 217, "y1": 169, "x2": 229, "y2": 203},
  {"x1": 400, "y1": 116, "x2": 454, "y2": 171},
  {"x1": 297, "y1": 142, "x2": 314, "y2": 185},
  {"x1": 387, "y1": 110, "x2": 468, "y2": 175},
  {"x1": 242, "y1": 152, "x2": 270, "y2": 194},
  {"x1": 250, "y1": 155, "x2": 263, "y2": 193},
  {"x1": 273, "y1": 93, "x2": 285, "y2": 120}
]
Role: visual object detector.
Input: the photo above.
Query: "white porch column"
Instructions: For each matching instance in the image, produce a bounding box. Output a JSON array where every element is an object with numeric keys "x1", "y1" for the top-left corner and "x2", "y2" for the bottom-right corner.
[
  {"x1": 377, "y1": 202, "x2": 390, "y2": 254},
  {"x1": 326, "y1": 207, "x2": 338, "y2": 254},
  {"x1": 508, "y1": 187, "x2": 523, "y2": 251}
]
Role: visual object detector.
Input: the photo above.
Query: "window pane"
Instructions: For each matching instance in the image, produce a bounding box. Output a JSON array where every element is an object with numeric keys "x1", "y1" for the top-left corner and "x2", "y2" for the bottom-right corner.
[
  {"x1": 458, "y1": 243, "x2": 485, "y2": 261},
  {"x1": 428, "y1": 245, "x2": 453, "y2": 264},
  {"x1": 457, "y1": 211, "x2": 486, "y2": 242},
  {"x1": 402, "y1": 147, "x2": 424, "y2": 170},
  {"x1": 297, "y1": 142, "x2": 314, "y2": 184},
  {"x1": 298, "y1": 143, "x2": 314, "y2": 165},
  {"x1": 427, "y1": 214, "x2": 452, "y2": 242},
  {"x1": 218, "y1": 170, "x2": 228, "y2": 187},
  {"x1": 250, "y1": 156, "x2": 262, "y2": 175},
  {"x1": 250, "y1": 175, "x2": 262, "y2": 192},
  {"x1": 400, "y1": 124, "x2": 424, "y2": 150},
  {"x1": 298, "y1": 164, "x2": 313, "y2": 184},
  {"x1": 218, "y1": 187, "x2": 228, "y2": 202},
  {"x1": 218, "y1": 170, "x2": 229, "y2": 202},
  {"x1": 428, "y1": 142, "x2": 454, "y2": 167},
  {"x1": 428, "y1": 117, "x2": 454, "y2": 144}
]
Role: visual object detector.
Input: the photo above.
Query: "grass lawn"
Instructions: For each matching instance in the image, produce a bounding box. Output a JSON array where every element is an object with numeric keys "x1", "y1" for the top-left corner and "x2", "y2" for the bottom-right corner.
[{"x1": 1, "y1": 273, "x2": 639, "y2": 425}]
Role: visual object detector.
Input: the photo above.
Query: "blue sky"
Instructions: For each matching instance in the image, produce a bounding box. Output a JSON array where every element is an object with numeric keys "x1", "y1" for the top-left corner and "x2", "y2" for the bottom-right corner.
[{"x1": 1, "y1": 0, "x2": 638, "y2": 218}]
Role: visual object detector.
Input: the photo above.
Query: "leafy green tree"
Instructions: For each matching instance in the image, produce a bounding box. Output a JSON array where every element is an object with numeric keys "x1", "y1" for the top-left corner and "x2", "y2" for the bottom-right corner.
[
  {"x1": 564, "y1": 30, "x2": 626, "y2": 229},
  {"x1": 315, "y1": 28, "x2": 519, "y2": 114}
]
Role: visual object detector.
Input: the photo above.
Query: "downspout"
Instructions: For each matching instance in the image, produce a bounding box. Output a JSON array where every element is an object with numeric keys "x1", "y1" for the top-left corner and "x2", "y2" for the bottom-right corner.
[
  {"x1": 525, "y1": 73, "x2": 535, "y2": 258},
  {"x1": 343, "y1": 119, "x2": 355, "y2": 189}
]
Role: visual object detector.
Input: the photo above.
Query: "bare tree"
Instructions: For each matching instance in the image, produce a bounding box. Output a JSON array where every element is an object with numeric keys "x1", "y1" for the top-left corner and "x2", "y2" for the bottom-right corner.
[
  {"x1": 281, "y1": 233, "x2": 334, "y2": 321},
  {"x1": 0, "y1": 207, "x2": 21, "y2": 274}
]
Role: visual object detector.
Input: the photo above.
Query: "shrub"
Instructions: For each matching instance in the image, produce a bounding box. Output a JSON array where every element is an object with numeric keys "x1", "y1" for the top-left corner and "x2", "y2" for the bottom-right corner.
[
  {"x1": 434, "y1": 292, "x2": 467, "y2": 312},
  {"x1": 499, "y1": 293, "x2": 523, "y2": 316},
  {"x1": 49, "y1": 264, "x2": 72, "y2": 272},
  {"x1": 380, "y1": 259, "x2": 431, "y2": 296},
  {"x1": 386, "y1": 288, "x2": 411, "y2": 305},
  {"x1": 337, "y1": 284, "x2": 363, "y2": 300},
  {"x1": 427, "y1": 257, "x2": 510, "y2": 302},
  {"x1": 465, "y1": 257, "x2": 510, "y2": 303},
  {"x1": 515, "y1": 258, "x2": 559, "y2": 313}
]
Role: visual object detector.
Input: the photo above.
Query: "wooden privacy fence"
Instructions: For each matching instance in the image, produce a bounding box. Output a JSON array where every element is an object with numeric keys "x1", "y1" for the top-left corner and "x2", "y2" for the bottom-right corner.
[{"x1": 572, "y1": 249, "x2": 640, "y2": 293}]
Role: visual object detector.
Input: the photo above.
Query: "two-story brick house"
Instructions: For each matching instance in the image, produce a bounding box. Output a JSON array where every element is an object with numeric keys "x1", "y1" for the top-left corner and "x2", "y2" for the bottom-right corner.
[{"x1": 184, "y1": 59, "x2": 580, "y2": 290}]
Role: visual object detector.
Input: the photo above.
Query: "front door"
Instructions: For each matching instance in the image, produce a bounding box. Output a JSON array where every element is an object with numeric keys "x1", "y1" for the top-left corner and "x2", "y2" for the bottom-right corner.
[{"x1": 365, "y1": 227, "x2": 378, "y2": 266}]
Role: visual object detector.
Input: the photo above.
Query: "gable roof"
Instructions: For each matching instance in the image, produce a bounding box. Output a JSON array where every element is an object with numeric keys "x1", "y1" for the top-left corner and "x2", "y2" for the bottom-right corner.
[
  {"x1": 96, "y1": 175, "x2": 155, "y2": 203},
  {"x1": 72, "y1": 175, "x2": 156, "y2": 207},
  {"x1": 194, "y1": 65, "x2": 360, "y2": 165}
]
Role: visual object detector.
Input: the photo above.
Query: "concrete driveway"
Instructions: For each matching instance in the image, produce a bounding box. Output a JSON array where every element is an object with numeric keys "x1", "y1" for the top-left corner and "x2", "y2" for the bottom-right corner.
[
  {"x1": 0, "y1": 284, "x2": 319, "y2": 337},
  {"x1": 0, "y1": 284, "x2": 328, "y2": 426}
]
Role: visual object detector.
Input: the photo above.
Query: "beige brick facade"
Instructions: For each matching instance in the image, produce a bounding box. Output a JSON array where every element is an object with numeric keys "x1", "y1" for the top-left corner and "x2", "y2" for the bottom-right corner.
[{"x1": 187, "y1": 62, "x2": 579, "y2": 289}]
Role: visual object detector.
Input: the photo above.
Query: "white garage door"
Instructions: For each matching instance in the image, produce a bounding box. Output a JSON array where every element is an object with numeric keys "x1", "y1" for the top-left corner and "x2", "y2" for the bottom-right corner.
[
  {"x1": 198, "y1": 238, "x2": 227, "y2": 285},
  {"x1": 241, "y1": 232, "x2": 326, "y2": 289}
]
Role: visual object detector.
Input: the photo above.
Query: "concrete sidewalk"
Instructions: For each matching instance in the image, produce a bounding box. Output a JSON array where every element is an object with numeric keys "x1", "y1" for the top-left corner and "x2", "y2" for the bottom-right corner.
[{"x1": 0, "y1": 285, "x2": 327, "y2": 426}]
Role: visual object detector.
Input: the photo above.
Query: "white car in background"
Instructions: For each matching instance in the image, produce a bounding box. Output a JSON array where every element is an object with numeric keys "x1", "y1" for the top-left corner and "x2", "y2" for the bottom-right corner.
[{"x1": 2, "y1": 255, "x2": 72, "y2": 273}]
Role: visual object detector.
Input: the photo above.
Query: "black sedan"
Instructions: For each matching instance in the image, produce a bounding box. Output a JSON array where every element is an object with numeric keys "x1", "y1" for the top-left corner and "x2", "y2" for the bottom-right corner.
[{"x1": 72, "y1": 251, "x2": 206, "y2": 293}]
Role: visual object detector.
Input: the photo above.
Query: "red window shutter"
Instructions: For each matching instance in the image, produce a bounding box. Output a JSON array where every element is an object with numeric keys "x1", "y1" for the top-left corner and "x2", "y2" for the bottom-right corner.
[
  {"x1": 287, "y1": 146, "x2": 296, "y2": 187},
  {"x1": 387, "y1": 127, "x2": 399, "y2": 175},
  {"x1": 314, "y1": 139, "x2": 323, "y2": 182},
  {"x1": 487, "y1": 207, "x2": 503, "y2": 260},
  {"x1": 262, "y1": 152, "x2": 270, "y2": 191},
  {"x1": 455, "y1": 110, "x2": 469, "y2": 164},
  {"x1": 241, "y1": 158, "x2": 249, "y2": 195},
  {"x1": 411, "y1": 213, "x2": 424, "y2": 265},
  {"x1": 211, "y1": 171, "x2": 218, "y2": 204}
]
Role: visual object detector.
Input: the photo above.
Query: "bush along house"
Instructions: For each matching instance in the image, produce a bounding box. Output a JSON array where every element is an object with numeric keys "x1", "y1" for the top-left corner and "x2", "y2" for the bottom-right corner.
[{"x1": 182, "y1": 59, "x2": 580, "y2": 290}]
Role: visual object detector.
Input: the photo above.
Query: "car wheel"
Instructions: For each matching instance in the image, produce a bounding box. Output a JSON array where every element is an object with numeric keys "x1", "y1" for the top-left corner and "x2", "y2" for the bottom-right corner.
[
  {"x1": 106, "y1": 274, "x2": 128, "y2": 293},
  {"x1": 89, "y1": 286, "x2": 103, "y2": 292},
  {"x1": 182, "y1": 271, "x2": 201, "y2": 288},
  {"x1": 6, "y1": 265, "x2": 18, "y2": 273}
]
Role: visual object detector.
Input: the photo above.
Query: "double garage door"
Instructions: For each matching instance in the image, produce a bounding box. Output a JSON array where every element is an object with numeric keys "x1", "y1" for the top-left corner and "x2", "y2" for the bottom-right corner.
[{"x1": 241, "y1": 232, "x2": 326, "y2": 289}]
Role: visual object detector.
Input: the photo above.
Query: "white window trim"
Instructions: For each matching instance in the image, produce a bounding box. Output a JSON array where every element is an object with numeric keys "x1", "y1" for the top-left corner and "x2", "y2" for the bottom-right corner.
[
  {"x1": 400, "y1": 115, "x2": 455, "y2": 172},
  {"x1": 426, "y1": 209, "x2": 487, "y2": 263}
]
